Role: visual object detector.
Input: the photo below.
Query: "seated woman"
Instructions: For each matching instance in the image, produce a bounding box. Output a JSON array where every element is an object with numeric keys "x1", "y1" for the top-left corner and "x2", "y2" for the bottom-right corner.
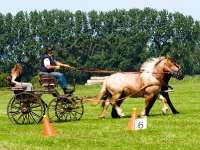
[{"x1": 11, "y1": 63, "x2": 33, "y2": 91}]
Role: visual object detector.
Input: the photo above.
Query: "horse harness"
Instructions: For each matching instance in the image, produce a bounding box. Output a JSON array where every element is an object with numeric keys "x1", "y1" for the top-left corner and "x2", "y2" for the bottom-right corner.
[{"x1": 68, "y1": 62, "x2": 175, "y2": 102}]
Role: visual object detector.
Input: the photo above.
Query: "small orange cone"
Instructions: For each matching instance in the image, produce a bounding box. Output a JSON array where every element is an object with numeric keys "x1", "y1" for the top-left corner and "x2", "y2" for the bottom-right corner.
[
  {"x1": 126, "y1": 108, "x2": 138, "y2": 130},
  {"x1": 43, "y1": 115, "x2": 56, "y2": 136}
]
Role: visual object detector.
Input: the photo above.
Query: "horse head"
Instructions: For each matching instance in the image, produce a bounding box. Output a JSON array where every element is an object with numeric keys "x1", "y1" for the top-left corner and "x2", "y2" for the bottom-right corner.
[
  {"x1": 165, "y1": 56, "x2": 184, "y2": 80},
  {"x1": 141, "y1": 55, "x2": 183, "y2": 81}
]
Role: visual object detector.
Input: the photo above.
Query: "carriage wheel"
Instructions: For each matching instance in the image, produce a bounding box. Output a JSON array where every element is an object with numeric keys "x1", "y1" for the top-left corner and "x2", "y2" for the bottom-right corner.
[
  {"x1": 7, "y1": 92, "x2": 45, "y2": 125},
  {"x1": 72, "y1": 97, "x2": 84, "y2": 120},
  {"x1": 47, "y1": 97, "x2": 77, "y2": 123}
]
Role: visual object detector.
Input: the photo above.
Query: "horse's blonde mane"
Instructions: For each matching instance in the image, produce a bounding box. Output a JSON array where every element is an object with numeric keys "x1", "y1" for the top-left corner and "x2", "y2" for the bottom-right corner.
[{"x1": 140, "y1": 56, "x2": 165, "y2": 79}]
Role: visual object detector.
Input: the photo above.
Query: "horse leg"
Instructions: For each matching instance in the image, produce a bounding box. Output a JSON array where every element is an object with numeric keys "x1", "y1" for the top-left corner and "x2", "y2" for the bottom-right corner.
[
  {"x1": 157, "y1": 94, "x2": 168, "y2": 114},
  {"x1": 100, "y1": 94, "x2": 122, "y2": 118},
  {"x1": 145, "y1": 96, "x2": 157, "y2": 116},
  {"x1": 161, "y1": 74, "x2": 179, "y2": 114},
  {"x1": 145, "y1": 92, "x2": 179, "y2": 115},
  {"x1": 100, "y1": 94, "x2": 124, "y2": 118},
  {"x1": 141, "y1": 94, "x2": 155, "y2": 117},
  {"x1": 111, "y1": 100, "x2": 124, "y2": 118},
  {"x1": 99, "y1": 100, "x2": 110, "y2": 119},
  {"x1": 160, "y1": 92, "x2": 179, "y2": 114},
  {"x1": 110, "y1": 101, "x2": 124, "y2": 118}
]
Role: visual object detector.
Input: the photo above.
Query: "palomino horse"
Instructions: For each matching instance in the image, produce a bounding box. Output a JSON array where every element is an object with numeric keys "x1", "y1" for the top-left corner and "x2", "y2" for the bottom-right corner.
[{"x1": 92, "y1": 55, "x2": 184, "y2": 118}]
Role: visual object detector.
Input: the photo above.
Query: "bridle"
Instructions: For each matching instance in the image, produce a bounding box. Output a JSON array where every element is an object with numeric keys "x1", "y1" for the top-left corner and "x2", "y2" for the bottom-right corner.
[{"x1": 164, "y1": 59, "x2": 183, "y2": 79}]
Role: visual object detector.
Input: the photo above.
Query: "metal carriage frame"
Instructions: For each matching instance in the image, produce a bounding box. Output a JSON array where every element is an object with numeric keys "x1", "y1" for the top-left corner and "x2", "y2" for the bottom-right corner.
[{"x1": 6, "y1": 74, "x2": 84, "y2": 125}]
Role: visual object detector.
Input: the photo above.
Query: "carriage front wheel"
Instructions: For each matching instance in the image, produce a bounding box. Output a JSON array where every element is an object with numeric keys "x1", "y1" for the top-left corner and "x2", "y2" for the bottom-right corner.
[
  {"x1": 47, "y1": 97, "x2": 77, "y2": 123},
  {"x1": 7, "y1": 92, "x2": 45, "y2": 125}
]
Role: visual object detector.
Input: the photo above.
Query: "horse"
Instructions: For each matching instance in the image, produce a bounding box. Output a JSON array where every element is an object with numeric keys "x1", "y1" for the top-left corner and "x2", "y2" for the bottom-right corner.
[
  {"x1": 110, "y1": 68, "x2": 183, "y2": 118},
  {"x1": 92, "y1": 55, "x2": 184, "y2": 118},
  {"x1": 110, "y1": 59, "x2": 183, "y2": 118}
]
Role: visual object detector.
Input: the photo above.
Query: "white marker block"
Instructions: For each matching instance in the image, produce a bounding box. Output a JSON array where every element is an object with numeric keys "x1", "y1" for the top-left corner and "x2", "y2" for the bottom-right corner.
[{"x1": 135, "y1": 118, "x2": 147, "y2": 130}]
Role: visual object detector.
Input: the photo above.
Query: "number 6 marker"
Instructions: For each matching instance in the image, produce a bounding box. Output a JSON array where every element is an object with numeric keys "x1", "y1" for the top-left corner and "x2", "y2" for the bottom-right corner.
[{"x1": 135, "y1": 118, "x2": 147, "y2": 130}]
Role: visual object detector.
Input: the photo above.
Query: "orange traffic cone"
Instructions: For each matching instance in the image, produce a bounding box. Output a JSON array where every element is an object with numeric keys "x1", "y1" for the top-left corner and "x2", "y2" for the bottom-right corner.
[
  {"x1": 43, "y1": 115, "x2": 56, "y2": 136},
  {"x1": 126, "y1": 108, "x2": 138, "y2": 130}
]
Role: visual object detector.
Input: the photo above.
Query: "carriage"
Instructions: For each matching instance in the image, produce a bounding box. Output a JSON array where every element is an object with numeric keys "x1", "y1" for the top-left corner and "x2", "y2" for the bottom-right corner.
[
  {"x1": 6, "y1": 55, "x2": 184, "y2": 124},
  {"x1": 6, "y1": 74, "x2": 84, "y2": 125}
]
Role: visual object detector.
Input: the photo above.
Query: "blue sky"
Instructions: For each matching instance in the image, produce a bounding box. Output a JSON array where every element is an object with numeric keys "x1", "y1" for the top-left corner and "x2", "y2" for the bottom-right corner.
[{"x1": 1, "y1": 0, "x2": 200, "y2": 21}]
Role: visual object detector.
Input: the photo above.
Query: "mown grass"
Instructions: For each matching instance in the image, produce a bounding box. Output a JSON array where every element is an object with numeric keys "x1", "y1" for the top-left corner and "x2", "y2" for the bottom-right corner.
[{"x1": 1, "y1": 76, "x2": 200, "y2": 150}]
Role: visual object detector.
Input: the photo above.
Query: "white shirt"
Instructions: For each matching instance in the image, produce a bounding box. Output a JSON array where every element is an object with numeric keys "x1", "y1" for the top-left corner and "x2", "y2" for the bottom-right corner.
[
  {"x1": 43, "y1": 54, "x2": 57, "y2": 67},
  {"x1": 44, "y1": 58, "x2": 50, "y2": 67}
]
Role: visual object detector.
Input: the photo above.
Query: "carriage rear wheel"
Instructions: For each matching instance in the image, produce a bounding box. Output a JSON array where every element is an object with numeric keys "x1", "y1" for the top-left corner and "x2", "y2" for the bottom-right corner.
[
  {"x1": 47, "y1": 97, "x2": 77, "y2": 123},
  {"x1": 7, "y1": 92, "x2": 45, "y2": 125}
]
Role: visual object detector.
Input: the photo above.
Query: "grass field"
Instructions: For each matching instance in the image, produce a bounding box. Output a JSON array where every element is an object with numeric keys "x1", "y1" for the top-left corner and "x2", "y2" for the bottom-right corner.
[{"x1": 1, "y1": 76, "x2": 200, "y2": 150}]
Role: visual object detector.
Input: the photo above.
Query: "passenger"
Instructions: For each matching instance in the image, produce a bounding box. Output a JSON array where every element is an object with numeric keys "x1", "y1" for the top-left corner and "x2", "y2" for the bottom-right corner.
[
  {"x1": 11, "y1": 63, "x2": 33, "y2": 91},
  {"x1": 40, "y1": 47, "x2": 73, "y2": 94}
]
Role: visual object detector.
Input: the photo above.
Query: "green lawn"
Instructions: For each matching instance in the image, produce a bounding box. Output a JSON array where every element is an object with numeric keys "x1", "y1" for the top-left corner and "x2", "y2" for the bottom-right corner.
[{"x1": 1, "y1": 76, "x2": 200, "y2": 150}]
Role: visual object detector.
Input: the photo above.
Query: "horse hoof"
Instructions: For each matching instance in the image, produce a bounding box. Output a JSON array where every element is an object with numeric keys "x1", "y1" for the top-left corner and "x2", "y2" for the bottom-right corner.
[
  {"x1": 99, "y1": 116, "x2": 105, "y2": 119},
  {"x1": 141, "y1": 112, "x2": 146, "y2": 117},
  {"x1": 119, "y1": 112, "x2": 125, "y2": 118},
  {"x1": 162, "y1": 109, "x2": 168, "y2": 114},
  {"x1": 172, "y1": 111, "x2": 179, "y2": 114}
]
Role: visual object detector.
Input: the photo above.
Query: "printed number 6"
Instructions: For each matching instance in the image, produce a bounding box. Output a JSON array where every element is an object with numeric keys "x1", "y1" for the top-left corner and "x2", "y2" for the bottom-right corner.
[{"x1": 138, "y1": 121, "x2": 144, "y2": 129}]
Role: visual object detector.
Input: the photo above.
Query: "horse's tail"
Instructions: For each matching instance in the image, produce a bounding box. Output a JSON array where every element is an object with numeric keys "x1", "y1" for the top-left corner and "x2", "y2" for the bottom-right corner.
[{"x1": 91, "y1": 77, "x2": 108, "y2": 106}]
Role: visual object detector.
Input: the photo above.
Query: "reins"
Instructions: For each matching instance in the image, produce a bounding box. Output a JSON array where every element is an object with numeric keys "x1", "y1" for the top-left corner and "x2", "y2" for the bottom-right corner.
[
  {"x1": 69, "y1": 66, "x2": 119, "y2": 74},
  {"x1": 69, "y1": 66, "x2": 171, "y2": 74},
  {"x1": 67, "y1": 64, "x2": 175, "y2": 102}
]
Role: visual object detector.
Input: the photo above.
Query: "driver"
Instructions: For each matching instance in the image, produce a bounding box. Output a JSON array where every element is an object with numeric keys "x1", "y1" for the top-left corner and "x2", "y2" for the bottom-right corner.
[{"x1": 40, "y1": 47, "x2": 73, "y2": 94}]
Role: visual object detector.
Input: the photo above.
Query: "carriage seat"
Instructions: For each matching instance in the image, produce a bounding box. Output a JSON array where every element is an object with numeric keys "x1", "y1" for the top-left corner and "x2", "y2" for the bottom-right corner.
[
  {"x1": 38, "y1": 73, "x2": 57, "y2": 88},
  {"x1": 7, "y1": 76, "x2": 26, "y2": 91}
]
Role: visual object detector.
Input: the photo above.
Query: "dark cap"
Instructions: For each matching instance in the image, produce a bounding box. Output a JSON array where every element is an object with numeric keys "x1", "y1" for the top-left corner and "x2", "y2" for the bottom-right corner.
[{"x1": 46, "y1": 48, "x2": 53, "y2": 53}]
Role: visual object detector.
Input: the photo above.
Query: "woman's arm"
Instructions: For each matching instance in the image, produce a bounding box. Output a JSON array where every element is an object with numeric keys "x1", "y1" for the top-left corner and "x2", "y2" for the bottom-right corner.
[{"x1": 11, "y1": 74, "x2": 20, "y2": 85}]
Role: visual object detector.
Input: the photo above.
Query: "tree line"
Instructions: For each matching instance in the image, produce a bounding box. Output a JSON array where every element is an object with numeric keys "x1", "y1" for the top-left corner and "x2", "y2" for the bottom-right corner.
[{"x1": 0, "y1": 7, "x2": 200, "y2": 85}]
